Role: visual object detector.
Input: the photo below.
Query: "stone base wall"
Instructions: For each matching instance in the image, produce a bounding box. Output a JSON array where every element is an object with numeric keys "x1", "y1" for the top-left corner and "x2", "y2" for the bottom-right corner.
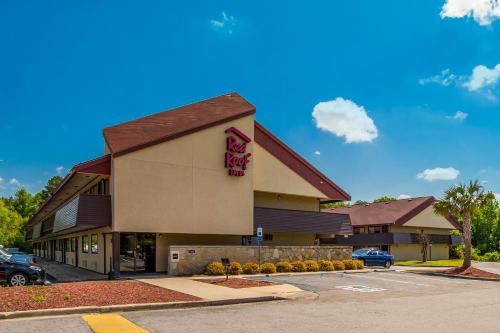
[{"x1": 168, "y1": 245, "x2": 352, "y2": 276}]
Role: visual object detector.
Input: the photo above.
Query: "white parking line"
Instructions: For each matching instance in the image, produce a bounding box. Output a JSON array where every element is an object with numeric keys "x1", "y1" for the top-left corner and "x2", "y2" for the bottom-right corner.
[
  {"x1": 344, "y1": 272, "x2": 431, "y2": 286},
  {"x1": 377, "y1": 271, "x2": 467, "y2": 284},
  {"x1": 336, "y1": 285, "x2": 386, "y2": 293}
]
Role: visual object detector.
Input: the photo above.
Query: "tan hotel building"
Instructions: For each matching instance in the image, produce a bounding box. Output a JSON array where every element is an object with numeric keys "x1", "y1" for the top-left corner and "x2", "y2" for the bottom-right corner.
[{"x1": 26, "y1": 93, "x2": 353, "y2": 275}]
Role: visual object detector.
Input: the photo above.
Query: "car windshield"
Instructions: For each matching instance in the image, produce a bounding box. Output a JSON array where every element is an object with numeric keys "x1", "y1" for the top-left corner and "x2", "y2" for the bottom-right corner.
[{"x1": 353, "y1": 249, "x2": 370, "y2": 255}]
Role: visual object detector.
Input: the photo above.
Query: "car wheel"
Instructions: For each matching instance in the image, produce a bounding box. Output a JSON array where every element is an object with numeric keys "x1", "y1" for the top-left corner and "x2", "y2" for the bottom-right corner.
[
  {"x1": 384, "y1": 261, "x2": 391, "y2": 269},
  {"x1": 9, "y1": 272, "x2": 28, "y2": 287}
]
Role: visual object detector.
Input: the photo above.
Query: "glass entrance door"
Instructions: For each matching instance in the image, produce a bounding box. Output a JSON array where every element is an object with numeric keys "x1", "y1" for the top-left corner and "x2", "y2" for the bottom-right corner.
[{"x1": 120, "y1": 233, "x2": 156, "y2": 273}]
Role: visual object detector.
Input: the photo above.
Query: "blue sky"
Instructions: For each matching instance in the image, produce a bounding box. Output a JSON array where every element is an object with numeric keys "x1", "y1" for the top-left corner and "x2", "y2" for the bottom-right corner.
[{"x1": 1, "y1": 1, "x2": 500, "y2": 201}]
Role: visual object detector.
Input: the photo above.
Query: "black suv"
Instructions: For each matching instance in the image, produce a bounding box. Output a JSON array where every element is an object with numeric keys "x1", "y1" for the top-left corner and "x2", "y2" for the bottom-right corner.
[{"x1": 0, "y1": 256, "x2": 46, "y2": 286}]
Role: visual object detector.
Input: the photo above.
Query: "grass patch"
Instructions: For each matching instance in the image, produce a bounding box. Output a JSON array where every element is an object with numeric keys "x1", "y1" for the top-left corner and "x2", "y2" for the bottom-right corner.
[{"x1": 395, "y1": 259, "x2": 463, "y2": 267}]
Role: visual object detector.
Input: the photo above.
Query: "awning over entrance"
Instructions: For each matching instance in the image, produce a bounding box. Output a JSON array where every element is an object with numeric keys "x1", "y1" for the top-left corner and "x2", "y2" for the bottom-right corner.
[{"x1": 254, "y1": 207, "x2": 353, "y2": 235}]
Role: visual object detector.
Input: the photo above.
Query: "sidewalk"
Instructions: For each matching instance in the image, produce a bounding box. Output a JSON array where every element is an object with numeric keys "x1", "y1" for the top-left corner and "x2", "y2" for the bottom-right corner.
[
  {"x1": 136, "y1": 277, "x2": 302, "y2": 301},
  {"x1": 473, "y1": 262, "x2": 500, "y2": 275}
]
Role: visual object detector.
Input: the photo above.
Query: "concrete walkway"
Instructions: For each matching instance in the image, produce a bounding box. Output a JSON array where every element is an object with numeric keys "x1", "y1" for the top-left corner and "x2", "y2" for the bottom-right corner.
[
  {"x1": 35, "y1": 257, "x2": 107, "y2": 282},
  {"x1": 474, "y1": 262, "x2": 500, "y2": 275},
  {"x1": 136, "y1": 277, "x2": 301, "y2": 301}
]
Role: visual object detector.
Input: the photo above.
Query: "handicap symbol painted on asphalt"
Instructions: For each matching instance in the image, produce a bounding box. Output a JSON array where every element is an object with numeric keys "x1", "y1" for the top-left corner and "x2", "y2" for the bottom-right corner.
[{"x1": 335, "y1": 285, "x2": 386, "y2": 293}]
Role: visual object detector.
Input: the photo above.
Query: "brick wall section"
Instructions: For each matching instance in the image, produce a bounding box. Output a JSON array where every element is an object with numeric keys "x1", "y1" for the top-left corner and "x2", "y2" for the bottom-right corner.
[{"x1": 168, "y1": 245, "x2": 352, "y2": 276}]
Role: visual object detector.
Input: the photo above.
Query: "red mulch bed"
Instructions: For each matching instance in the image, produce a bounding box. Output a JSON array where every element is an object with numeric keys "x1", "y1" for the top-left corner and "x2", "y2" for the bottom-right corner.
[
  {"x1": 195, "y1": 278, "x2": 275, "y2": 289},
  {"x1": 0, "y1": 280, "x2": 199, "y2": 313},
  {"x1": 442, "y1": 266, "x2": 500, "y2": 279}
]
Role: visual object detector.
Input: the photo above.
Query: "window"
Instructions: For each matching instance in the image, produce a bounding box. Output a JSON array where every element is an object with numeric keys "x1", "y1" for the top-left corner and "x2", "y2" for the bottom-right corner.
[
  {"x1": 382, "y1": 225, "x2": 389, "y2": 233},
  {"x1": 91, "y1": 234, "x2": 98, "y2": 254},
  {"x1": 65, "y1": 239, "x2": 71, "y2": 252},
  {"x1": 354, "y1": 227, "x2": 362, "y2": 234},
  {"x1": 264, "y1": 234, "x2": 273, "y2": 241},
  {"x1": 71, "y1": 238, "x2": 76, "y2": 252},
  {"x1": 82, "y1": 235, "x2": 89, "y2": 253}
]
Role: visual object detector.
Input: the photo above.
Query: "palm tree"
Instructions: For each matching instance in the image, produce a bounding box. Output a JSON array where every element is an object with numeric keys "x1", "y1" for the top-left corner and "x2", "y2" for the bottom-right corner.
[{"x1": 434, "y1": 180, "x2": 495, "y2": 269}]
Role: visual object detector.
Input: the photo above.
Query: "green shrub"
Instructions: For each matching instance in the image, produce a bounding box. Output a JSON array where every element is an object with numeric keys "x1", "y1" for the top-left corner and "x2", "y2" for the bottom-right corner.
[
  {"x1": 353, "y1": 259, "x2": 364, "y2": 270},
  {"x1": 343, "y1": 260, "x2": 357, "y2": 270},
  {"x1": 471, "y1": 247, "x2": 481, "y2": 261},
  {"x1": 205, "y1": 262, "x2": 225, "y2": 275},
  {"x1": 304, "y1": 260, "x2": 319, "y2": 272},
  {"x1": 481, "y1": 251, "x2": 500, "y2": 262},
  {"x1": 275, "y1": 261, "x2": 292, "y2": 272},
  {"x1": 291, "y1": 261, "x2": 306, "y2": 272},
  {"x1": 242, "y1": 262, "x2": 260, "y2": 274},
  {"x1": 318, "y1": 260, "x2": 334, "y2": 271},
  {"x1": 229, "y1": 262, "x2": 243, "y2": 275},
  {"x1": 331, "y1": 260, "x2": 345, "y2": 271},
  {"x1": 260, "y1": 262, "x2": 277, "y2": 274}
]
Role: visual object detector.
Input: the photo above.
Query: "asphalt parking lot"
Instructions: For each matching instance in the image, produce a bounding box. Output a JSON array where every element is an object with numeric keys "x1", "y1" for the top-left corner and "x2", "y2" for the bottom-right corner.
[{"x1": 1, "y1": 271, "x2": 499, "y2": 333}]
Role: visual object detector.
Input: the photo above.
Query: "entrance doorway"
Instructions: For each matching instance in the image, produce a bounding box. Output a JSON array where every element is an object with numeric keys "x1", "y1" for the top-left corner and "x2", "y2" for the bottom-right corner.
[{"x1": 119, "y1": 233, "x2": 156, "y2": 273}]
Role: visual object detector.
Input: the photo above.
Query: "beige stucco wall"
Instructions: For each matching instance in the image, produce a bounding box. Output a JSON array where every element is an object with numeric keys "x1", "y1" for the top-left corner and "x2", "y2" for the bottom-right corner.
[
  {"x1": 390, "y1": 243, "x2": 449, "y2": 261},
  {"x1": 262, "y1": 232, "x2": 317, "y2": 246},
  {"x1": 112, "y1": 116, "x2": 254, "y2": 235},
  {"x1": 254, "y1": 191, "x2": 319, "y2": 212},
  {"x1": 156, "y1": 233, "x2": 242, "y2": 272},
  {"x1": 253, "y1": 144, "x2": 327, "y2": 199},
  {"x1": 402, "y1": 206, "x2": 456, "y2": 230}
]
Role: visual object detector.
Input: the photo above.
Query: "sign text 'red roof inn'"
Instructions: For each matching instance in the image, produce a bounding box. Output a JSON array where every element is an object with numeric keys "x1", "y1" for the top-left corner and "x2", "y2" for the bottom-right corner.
[{"x1": 224, "y1": 127, "x2": 251, "y2": 177}]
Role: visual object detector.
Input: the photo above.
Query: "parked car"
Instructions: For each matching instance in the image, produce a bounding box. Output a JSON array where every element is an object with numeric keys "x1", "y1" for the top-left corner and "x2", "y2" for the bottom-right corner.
[
  {"x1": 5, "y1": 248, "x2": 27, "y2": 255},
  {"x1": 0, "y1": 248, "x2": 34, "y2": 265},
  {"x1": 352, "y1": 248, "x2": 395, "y2": 268},
  {"x1": 0, "y1": 256, "x2": 46, "y2": 286}
]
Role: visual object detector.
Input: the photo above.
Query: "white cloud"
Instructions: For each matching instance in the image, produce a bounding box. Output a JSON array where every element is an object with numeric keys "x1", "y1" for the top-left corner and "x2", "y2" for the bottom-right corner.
[
  {"x1": 462, "y1": 64, "x2": 500, "y2": 91},
  {"x1": 312, "y1": 98, "x2": 378, "y2": 143},
  {"x1": 447, "y1": 111, "x2": 468, "y2": 121},
  {"x1": 314, "y1": 151, "x2": 321, "y2": 155},
  {"x1": 441, "y1": 0, "x2": 500, "y2": 26},
  {"x1": 398, "y1": 194, "x2": 412, "y2": 200},
  {"x1": 8, "y1": 178, "x2": 20, "y2": 186},
  {"x1": 419, "y1": 69, "x2": 461, "y2": 86},
  {"x1": 417, "y1": 167, "x2": 460, "y2": 182},
  {"x1": 0, "y1": 177, "x2": 3, "y2": 184},
  {"x1": 210, "y1": 12, "x2": 236, "y2": 34},
  {"x1": 56, "y1": 166, "x2": 65, "y2": 175}
]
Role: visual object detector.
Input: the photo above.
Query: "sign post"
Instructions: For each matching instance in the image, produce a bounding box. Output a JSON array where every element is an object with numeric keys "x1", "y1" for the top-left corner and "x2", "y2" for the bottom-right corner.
[{"x1": 257, "y1": 226, "x2": 263, "y2": 268}]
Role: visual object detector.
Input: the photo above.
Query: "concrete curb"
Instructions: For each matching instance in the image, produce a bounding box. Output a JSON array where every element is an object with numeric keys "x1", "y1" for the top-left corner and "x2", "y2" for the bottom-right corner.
[
  {"x1": 0, "y1": 296, "x2": 284, "y2": 321},
  {"x1": 408, "y1": 271, "x2": 500, "y2": 282}
]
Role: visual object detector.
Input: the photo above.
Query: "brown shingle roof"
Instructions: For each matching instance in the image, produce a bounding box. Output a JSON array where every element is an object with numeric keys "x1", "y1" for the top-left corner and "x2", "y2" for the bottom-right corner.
[
  {"x1": 103, "y1": 92, "x2": 256, "y2": 157},
  {"x1": 322, "y1": 196, "x2": 460, "y2": 229},
  {"x1": 254, "y1": 207, "x2": 353, "y2": 235}
]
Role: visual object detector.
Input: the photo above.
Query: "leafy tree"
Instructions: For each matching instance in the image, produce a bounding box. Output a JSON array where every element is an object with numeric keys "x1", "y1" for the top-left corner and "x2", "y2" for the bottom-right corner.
[
  {"x1": 8, "y1": 188, "x2": 39, "y2": 219},
  {"x1": 418, "y1": 230, "x2": 430, "y2": 262},
  {"x1": 321, "y1": 201, "x2": 348, "y2": 209},
  {"x1": 0, "y1": 199, "x2": 24, "y2": 247},
  {"x1": 471, "y1": 199, "x2": 499, "y2": 254},
  {"x1": 354, "y1": 200, "x2": 369, "y2": 205},
  {"x1": 36, "y1": 175, "x2": 63, "y2": 202},
  {"x1": 373, "y1": 196, "x2": 397, "y2": 203},
  {"x1": 434, "y1": 180, "x2": 495, "y2": 268}
]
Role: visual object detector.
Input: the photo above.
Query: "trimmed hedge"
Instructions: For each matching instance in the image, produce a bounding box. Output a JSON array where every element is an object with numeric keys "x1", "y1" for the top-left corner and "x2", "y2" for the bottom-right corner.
[
  {"x1": 342, "y1": 260, "x2": 357, "y2": 270},
  {"x1": 229, "y1": 262, "x2": 243, "y2": 275},
  {"x1": 260, "y1": 262, "x2": 277, "y2": 274},
  {"x1": 242, "y1": 262, "x2": 260, "y2": 274},
  {"x1": 304, "y1": 260, "x2": 319, "y2": 272},
  {"x1": 318, "y1": 260, "x2": 334, "y2": 271},
  {"x1": 353, "y1": 259, "x2": 364, "y2": 270},
  {"x1": 205, "y1": 262, "x2": 225, "y2": 275},
  {"x1": 276, "y1": 261, "x2": 293, "y2": 272},
  {"x1": 332, "y1": 260, "x2": 346, "y2": 271},
  {"x1": 291, "y1": 261, "x2": 306, "y2": 272}
]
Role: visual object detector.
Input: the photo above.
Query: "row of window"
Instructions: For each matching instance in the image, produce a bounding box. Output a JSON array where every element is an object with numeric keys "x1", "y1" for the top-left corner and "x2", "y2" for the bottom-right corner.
[
  {"x1": 82, "y1": 234, "x2": 99, "y2": 254},
  {"x1": 84, "y1": 179, "x2": 110, "y2": 195},
  {"x1": 353, "y1": 225, "x2": 389, "y2": 234},
  {"x1": 33, "y1": 234, "x2": 99, "y2": 255}
]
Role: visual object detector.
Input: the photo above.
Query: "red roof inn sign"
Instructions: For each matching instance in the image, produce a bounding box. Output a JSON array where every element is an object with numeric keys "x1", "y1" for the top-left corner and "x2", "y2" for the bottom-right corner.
[{"x1": 224, "y1": 127, "x2": 252, "y2": 176}]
